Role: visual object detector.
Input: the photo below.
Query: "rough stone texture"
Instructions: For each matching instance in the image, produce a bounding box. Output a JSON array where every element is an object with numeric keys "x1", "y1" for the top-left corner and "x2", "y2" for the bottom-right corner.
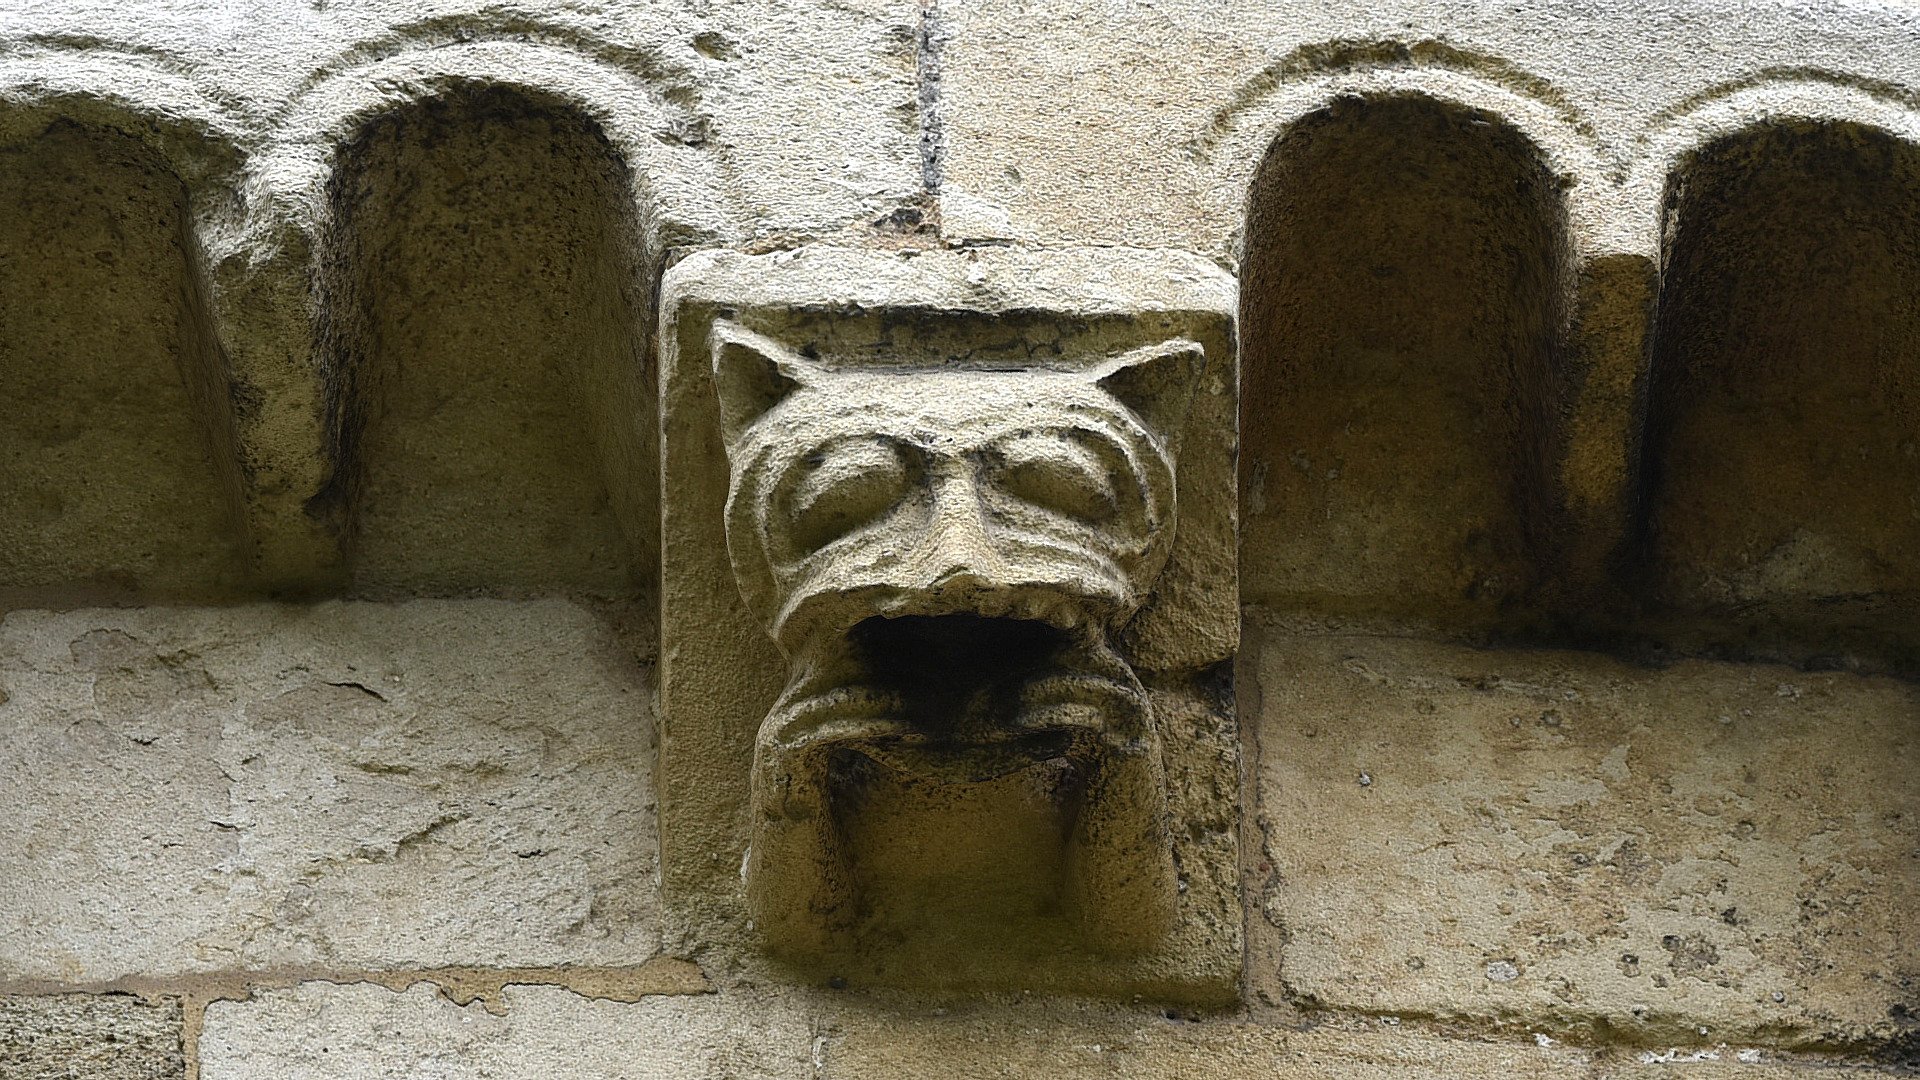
[
  {"x1": 0, "y1": 994, "x2": 185, "y2": 1080},
  {"x1": 0, "y1": 600, "x2": 655, "y2": 983},
  {"x1": 197, "y1": 982, "x2": 1908, "y2": 1079},
  {"x1": 932, "y1": 6, "x2": 1920, "y2": 659},
  {"x1": 198, "y1": 983, "x2": 813, "y2": 1080},
  {"x1": 1246, "y1": 614, "x2": 1919, "y2": 1048},
  {"x1": 326, "y1": 89, "x2": 649, "y2": 596},
  {"x1": 657, "y1": 247, "x2": 1241, "y2": 1001},
  {"x1": 0, "y1": 0, "x2": 925, "y2": 591},
  {"x1": 0, "y1": 0, "x2": 1914, "y2": 1073},
  {"x1": 0, "y1": 0, "x2": 921, "y2": 242},
  {"x1": 1641, "y1": 121, "x2": 1920, "y2": 670},
  {"x1": 1238, "y1": 95, "x2": 1570, "y2": 628},
  {"x1": 820, "y1": 996, "x2": 1890, "y2": 1079},
  {"x1": 0, "y1": 123, "x2": 246, "y2": 601},
  {"x1": 712, "y1": 323, "x2": 1204, "y2": 963},
  {"x1": 930, "y1": 0, "x2": 1920, "y2": 258}
]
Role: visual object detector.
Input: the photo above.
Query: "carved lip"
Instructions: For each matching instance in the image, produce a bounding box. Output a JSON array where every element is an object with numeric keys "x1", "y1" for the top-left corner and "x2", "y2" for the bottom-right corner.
[
  {"x1": 845, "y1": 732, "x2": 1083, "y2": 784},
  {"x1": 780, "y1": 580, "x2": 1114, "y2": 652},
  {"x1": 766, "y1": 613, "x2": 1152, "y2": 783}
]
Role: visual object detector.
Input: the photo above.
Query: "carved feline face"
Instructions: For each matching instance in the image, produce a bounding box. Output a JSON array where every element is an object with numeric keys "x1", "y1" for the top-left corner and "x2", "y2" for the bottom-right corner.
[{"x1": 711, "y1": 320, "x2": 1204, "y2": 654}]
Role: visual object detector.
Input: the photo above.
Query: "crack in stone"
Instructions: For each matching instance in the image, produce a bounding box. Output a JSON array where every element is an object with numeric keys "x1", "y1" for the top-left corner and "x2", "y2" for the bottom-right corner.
[{"x1": 914, "y1": 0, "x2": 946, "y2": 196}]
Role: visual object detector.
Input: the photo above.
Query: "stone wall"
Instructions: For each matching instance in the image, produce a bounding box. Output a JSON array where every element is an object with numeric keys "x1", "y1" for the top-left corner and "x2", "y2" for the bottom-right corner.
[{"x1": 0, "y1": 0, "x2": 1914, "y2": 1077}]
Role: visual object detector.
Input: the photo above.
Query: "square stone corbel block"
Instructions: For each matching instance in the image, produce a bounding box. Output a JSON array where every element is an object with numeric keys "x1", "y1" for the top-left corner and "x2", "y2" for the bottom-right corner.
[{"x1": 658, "y1": 247, "x2": 1240, "y2": 1004}]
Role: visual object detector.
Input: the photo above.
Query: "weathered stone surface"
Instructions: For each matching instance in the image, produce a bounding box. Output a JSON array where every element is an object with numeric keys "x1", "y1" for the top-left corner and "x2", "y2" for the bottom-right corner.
[
  {"x1": 1237, "y1": 95, "x2": 1569, "y2": 629},
  {"x1": 657, "y1": 246, "x2": 1241, "y2": 1001},
  {"x1": 820, "y1": 995, "x2": 1896, "y2": 1079},
  {"x1": 198, "y1": 982, "x2": 1907, "y2": 1080},
  {"x1": 1641, "y1": 122, "x2": 1920, "y2": 668},
  {"x1": 0, "y1": 0, "x2": 926, "y2": 591},
  {"x1": 0, "y1": 123, "x2": 246, "y2": 600},
  {"x1": 0, "y1": 0, "x2": 922, "y2": 244},
  {"x1": 931, "y1": 0, "x2": 1920, "y2": 258},
  {"x1": 1246, "y1": 615, "x2": 1919, "y2": 1046},
  {"x1": 326, "y1": 90, "x2": 649, "y2": 596},
  {"x1": 198, "y1": 982, "x2": 812, "y2": 1079},
  {"x1": 0, "y1": 600, "x2": 655, "y2": 983},
  {"x1": 0, "y1": 0, "x2": 1914, "y2": 1072},
  {"x1": 0, "y1": 994, "x2": 184, "y2": 1080}
]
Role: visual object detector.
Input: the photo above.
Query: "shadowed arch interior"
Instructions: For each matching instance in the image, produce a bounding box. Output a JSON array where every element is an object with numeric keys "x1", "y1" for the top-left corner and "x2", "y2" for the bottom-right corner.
[
  {"x1": 1639, "y1": 121, "x2": 1920, "y2": 669},
  {"x1": 1237, "y1": 95, "x2": 1574, "y2": 632},
  {"x1": 321, "y1": 86, "x2": 654, "y2": 597},
  {"x1": 0, "y1": 120, "x2": 247, "y2": 600}
]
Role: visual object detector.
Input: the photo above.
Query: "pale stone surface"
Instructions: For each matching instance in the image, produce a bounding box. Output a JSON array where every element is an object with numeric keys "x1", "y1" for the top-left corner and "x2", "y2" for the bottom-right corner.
[
  {"x1": 328, "y1": 91, "x2": 648, "y2": 596},
  {"x1": 710, "y1": 318, "x2": 1204, "y2": 965},
  {"x1": 1236, "y1": 96, "x2": 1568, "y2": 628},
  {"x1": 1641, "y1": 123, "x2": 1920, "y2": 667},
  {"x1": 932, "y1": 0, "x2": 1920, "y2": 258},
  {"x1": 0, "y1": 0, "x2": 926, "y2": 588},
  {"x1": 198, "y1": 982, "x2": 813, "y2": 1080},
  {"x1": 0, "y1": 600, "x2": 656, "y2": 983},
  {"x1": 0, "y1": 994, "x2": 185, "y2": 1080},
  {"x1": 1246, "y1": 615, "x2": 1919, "y2": 1045},
  {"x1": 0, "y1": 0, "x2": 1912, "y2": 1071},
  {"x1": 0, "y1": 0, "x2": 922, "y2": 245}
]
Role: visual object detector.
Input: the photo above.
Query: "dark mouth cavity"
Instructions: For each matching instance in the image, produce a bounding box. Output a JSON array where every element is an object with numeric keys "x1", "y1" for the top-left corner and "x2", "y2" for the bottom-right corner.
[{"x1": 847, "y1": 614, "x2": 1072, "y2": 738}]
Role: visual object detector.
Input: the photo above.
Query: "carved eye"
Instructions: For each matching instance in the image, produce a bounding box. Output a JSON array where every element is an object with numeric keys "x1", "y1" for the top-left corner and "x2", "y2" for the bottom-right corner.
[
  {"x1": 989, "y1": 430, "x2": 1120, "y2": 523},
  {"x1": 782, "y1": 436, "x2": 914, "y2": 554}
]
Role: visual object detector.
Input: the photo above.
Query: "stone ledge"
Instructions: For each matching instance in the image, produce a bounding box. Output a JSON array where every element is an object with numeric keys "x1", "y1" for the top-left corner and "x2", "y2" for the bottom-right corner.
[{"x1": 196, "y1": 981, "x2": 1911, "y2": 1079}]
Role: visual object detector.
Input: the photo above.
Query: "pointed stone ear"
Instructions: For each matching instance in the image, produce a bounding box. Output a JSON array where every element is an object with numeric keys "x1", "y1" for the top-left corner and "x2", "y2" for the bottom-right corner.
[
  {"x1": 711, "y1": 320, "x2": 818, "y2": 446},
  {"x1": 1091, "y1": 339, "x2": 1207, "y2": 451}
]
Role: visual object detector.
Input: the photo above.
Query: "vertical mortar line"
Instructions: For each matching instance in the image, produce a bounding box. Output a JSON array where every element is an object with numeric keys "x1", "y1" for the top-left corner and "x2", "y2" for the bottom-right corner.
[
  {"x1": 915, "y1": 0, "x2": 947, "y2": 197},
  {"x1": 180, "y1": 990, "x2": 210, "y2": 1080}
]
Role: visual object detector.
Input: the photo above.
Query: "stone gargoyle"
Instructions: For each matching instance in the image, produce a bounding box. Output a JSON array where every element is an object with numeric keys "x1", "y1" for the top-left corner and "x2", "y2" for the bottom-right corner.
[{"x1": 710, "y1": 318, "x2": 1205, "y2": 959}]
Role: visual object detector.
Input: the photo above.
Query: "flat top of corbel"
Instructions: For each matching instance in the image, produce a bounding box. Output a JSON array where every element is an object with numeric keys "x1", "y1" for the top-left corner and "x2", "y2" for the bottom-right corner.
[{"x1": 660, "y1": 245, "x2": 1236, "y2": 319}]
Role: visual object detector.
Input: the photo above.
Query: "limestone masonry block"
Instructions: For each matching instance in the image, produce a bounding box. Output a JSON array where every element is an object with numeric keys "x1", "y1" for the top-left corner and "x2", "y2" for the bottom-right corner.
[
  {"x1": 0, "y1": 600, "x2": 655, "y2": 983},
  {"x1": 932, "y1": 0, "x2": 1920, "y2": 258},
  {"x1": 1248, "y1": 616, "x2": 1919, "y2": 1047},
  {"x1": 194, "y1": 981, "x2": 1909, "y2": 1080},
  {"x1": 0, "y1": 0, "x2": 1914, "y2": 1070}
]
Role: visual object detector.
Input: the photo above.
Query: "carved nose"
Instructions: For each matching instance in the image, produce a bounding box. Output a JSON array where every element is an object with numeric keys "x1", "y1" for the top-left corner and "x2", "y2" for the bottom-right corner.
[
  {"x1": 915, "y1": 468, "x2": 1005, "y2": 586},
  {"x1": 930, "y1": 566, "x2": 991, "y2": 592}
]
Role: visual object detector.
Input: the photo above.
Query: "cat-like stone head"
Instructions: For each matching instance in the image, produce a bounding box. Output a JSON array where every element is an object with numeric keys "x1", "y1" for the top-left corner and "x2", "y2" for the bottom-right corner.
[{"x1": 710, "y1": 320, "x2": 1205, "y2": 656}]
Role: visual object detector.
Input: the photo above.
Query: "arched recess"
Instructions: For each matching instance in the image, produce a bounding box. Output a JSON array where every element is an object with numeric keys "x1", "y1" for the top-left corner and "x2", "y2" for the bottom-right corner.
[
  {"x1": 1238, "y1": 94, "x2": 1575, "y2": 630},
  {"x1": 1640, "y1": 121, "x2": 1919, "y2": 665},
  {"x1": 320, "y1": 85, "x2": 653, "y2": 597},
  {"x1": 0, "y1": 118, "x2": 248, "y2": 598}
]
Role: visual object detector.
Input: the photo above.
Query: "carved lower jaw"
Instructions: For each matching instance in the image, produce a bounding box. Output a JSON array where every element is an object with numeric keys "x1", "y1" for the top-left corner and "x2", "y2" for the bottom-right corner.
[{"x1": 746, "y1": 609, "x2": 1178, "y2": 959}]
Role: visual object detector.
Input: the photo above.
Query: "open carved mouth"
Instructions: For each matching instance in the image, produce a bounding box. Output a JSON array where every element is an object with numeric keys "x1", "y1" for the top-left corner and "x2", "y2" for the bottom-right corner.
[
  {"x1": 803, "y1": 613, "x2": 1141, "y2": 782},
  {"x1": 849, "y1": 614, "x2": 1067, "y2": 730}
]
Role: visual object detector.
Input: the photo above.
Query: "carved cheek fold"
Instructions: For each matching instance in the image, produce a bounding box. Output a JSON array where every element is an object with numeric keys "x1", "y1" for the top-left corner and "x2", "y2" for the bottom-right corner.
[{"x1": 771, "y1": 436, "x2": 917, "y2": 558}]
